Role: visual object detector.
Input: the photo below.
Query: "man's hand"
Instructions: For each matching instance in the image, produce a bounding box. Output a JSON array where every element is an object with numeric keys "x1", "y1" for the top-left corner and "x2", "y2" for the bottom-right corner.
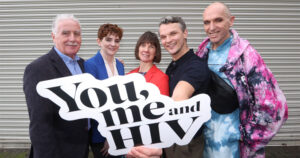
[{"x1": 127, "y1": 146, "x2": 162, "y2": 158}]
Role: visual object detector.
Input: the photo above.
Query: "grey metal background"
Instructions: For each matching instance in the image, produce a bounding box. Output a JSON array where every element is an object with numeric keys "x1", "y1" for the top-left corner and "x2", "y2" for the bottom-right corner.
[{"x1": 0, "y1": 0, "x2": 299, "y2": 148}]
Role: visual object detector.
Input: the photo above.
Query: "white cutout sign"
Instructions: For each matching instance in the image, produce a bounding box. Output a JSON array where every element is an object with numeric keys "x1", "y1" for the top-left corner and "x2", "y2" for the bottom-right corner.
[{"x1": 36, "y1": 73, "x2": 211, "y2": 155}]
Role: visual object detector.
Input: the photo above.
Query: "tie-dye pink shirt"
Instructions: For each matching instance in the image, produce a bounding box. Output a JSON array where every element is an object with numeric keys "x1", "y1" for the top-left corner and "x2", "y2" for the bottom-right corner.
[{"x1": 196, "y1": 29, "x2": 288, "y2": 158}]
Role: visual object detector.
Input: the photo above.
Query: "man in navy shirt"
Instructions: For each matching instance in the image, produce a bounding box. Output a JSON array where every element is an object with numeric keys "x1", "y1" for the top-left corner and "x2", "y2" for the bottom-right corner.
[
  {"x1": 126, "y1": 16, "x2": 210, "y2": 158},
  {"x1": 159, "y1": 16, "x2": 210, "y2": 158}
]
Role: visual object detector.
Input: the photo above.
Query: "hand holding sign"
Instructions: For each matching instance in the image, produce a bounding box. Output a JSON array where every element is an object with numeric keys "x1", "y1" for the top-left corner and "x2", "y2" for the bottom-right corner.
[{"x1": 36, "y1": 73, "x2": 211, "y2": 155}]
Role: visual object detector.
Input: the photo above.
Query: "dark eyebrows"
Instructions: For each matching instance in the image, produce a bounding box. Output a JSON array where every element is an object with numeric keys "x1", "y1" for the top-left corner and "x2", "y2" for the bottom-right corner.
[
  {"x1": 203, "y1": 17, "x2": 224, "y2": 24},
  {"x1": 203, "y1": 20, "x2": 210, "y2": 24},
  {"x1": 170, "y1": 30, "x2": 178, "y2": 35},
  {"x1": 215, "y1": 17, "x2": 224, "y2": 22}
]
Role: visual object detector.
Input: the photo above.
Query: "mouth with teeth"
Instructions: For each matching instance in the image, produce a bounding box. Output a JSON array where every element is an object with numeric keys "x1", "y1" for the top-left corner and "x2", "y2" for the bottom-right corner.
[
  {"x1": 139, "y1": 51, "x2": 154, "y2": 62},
  {"x1": 209, "y1": 31, "x2": 219, "y2": 39},
  {"x1": 108, "y1": 47, "x2": 117, "y2": 52},
  {"x1": 165, "y1": 42, "x2": 177, "y2": 51},
  {"x1": 141, "y1": 52, "x2": 150, "y2": 57},
  {"x1": 66, "y1": 42, "x2": 79, "y2": 47},
  {"x1": 103, "y1": 46, "x2": 118, "y2": 55}
]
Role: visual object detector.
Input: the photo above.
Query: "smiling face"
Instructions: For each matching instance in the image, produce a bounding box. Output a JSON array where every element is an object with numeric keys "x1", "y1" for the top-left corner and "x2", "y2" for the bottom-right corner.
[
  {"x1": 52, "y1": 19, "x2": 81, "y2": 59},
  {"x1": 159, "y1": 23, "x2": 188, "y2": 60},
  {"x1": 97, "y1": 34, "x2": 120, "y2": 57},
  {"x1": 203, "y1": 2, "x2": 235, "y2": 50},
  {"x1": 138, "y1": 42, "x2": 156, "y2": 63}
]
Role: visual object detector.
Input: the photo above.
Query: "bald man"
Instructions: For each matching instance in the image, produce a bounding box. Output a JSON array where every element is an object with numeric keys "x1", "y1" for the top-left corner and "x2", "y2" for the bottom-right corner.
[{"x1": 196, "y1": 2, "x2": 287, "y2": 158}]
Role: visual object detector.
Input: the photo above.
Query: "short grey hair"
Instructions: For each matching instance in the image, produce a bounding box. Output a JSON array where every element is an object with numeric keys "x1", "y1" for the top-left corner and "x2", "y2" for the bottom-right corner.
[
  {"x1": 52, "y1": 14, "x2": 81, "y2": 35},
  {"x1": 159, "y1": 16, "x2": 187, "y2": 32}
]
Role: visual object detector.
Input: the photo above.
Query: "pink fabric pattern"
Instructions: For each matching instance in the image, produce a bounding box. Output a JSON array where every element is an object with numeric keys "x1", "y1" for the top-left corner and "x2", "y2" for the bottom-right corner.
[{"x1": 196, "y1": 29, "x2": 288, "y2": 158}]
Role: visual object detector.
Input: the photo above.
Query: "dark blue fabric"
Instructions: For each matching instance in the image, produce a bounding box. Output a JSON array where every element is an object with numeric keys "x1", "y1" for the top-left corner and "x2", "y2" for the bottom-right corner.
[
  {"x1": 166, "y1": 49, "x2": 210, "y2": 97},
  {"x1": 23, "y1": 47, "x2": 89, "y2": 158},
  {"x1": 84, "y1": 50, "x2": 125, "y2": 143}
]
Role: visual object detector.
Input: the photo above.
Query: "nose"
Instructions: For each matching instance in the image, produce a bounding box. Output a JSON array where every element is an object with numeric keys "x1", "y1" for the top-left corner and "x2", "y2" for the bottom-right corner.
[
  {"x1": 141, "y1": 45, "x2": 149, "y2": 52},
  {"x1": 165, "y1": 35, "x2": 172, "y2": 43},
  {"x1": 69, "y1": 33, "x2": 76, "y2": 41},
  {"x1": 209, "y1": 22, "x2": 215, "y2": 30},
  {"x1": 110, "y1": 40, "x2": 117, "y2": 46},
  {"x1": 145, "y1": 45, "x2": 150, "y2": 51}
]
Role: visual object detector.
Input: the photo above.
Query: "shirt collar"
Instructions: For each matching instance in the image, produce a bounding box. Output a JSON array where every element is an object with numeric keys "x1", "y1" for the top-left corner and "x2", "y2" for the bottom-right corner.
[
  {"x1": 171, "y1": 49, "x2": 194, "y2": 67},
  {"x1": 54, "y1": 46, "x2": 80, "y2": 63}
]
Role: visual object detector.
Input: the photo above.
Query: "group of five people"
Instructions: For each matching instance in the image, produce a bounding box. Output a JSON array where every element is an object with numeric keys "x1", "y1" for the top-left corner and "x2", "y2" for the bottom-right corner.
[{"x1": 23, "y1": 2, "x2": 287, "y2": 158}]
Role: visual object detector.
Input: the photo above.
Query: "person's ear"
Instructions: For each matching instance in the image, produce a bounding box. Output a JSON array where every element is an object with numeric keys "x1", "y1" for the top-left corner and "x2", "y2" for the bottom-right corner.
[
  {"x1": 229, "y1": 16, "x2": 235, "y2": 27},
  {"x1": 183, "y1": 29, "x2": 188, "y2": 39},
  {"x1": 97, "y1": 38, "x2": 102, "y2": 47},
  {"x1": 51, "y1": 32, "x2": 55, "y2": 41}
]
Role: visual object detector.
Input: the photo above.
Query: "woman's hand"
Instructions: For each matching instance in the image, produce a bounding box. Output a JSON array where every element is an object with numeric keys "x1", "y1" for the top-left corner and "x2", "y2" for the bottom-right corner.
[{"x1": 100, "y1": 140, "x2": 110, "y2": 157}]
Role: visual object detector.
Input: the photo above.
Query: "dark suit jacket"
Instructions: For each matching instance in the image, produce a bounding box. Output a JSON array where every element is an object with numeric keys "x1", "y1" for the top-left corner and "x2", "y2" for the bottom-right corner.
[{"x1": 23, "y1": 47, "x2": 89, "y2": 158}]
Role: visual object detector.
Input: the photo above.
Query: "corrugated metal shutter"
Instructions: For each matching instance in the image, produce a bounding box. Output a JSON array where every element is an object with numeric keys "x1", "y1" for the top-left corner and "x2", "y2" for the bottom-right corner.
[{"x1": 0, "y1": 0, "x2": 299, "y2": 148}]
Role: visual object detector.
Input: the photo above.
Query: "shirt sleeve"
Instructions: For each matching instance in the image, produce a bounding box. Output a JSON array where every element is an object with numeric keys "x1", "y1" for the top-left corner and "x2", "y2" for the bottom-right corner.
[
  {"x1": 240, "y1": 46, "x2": 288, "y2": 157},
  {"x1": 180, "y1": 59, "x2": 210, "y2": 94}
]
